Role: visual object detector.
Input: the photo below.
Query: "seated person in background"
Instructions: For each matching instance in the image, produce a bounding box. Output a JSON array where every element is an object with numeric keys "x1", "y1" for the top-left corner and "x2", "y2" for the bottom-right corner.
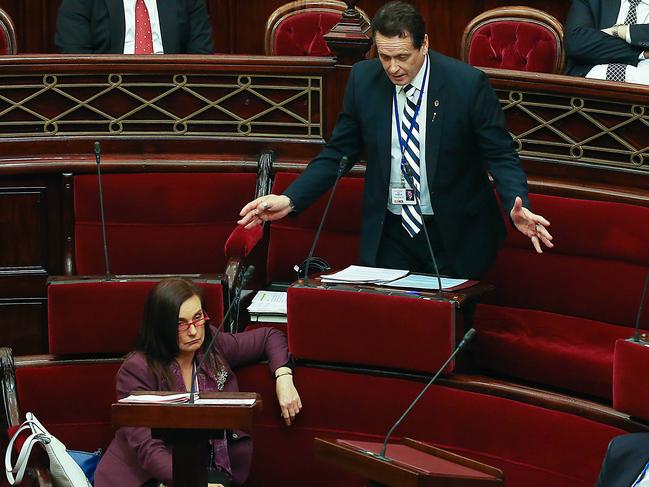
[
  {"x1": 595, "y1": 433, "x2": 649, "y2": 486},
  {"x1": 564, "y1": 0, "x2": 649, "y2": 84},
  {"x1": 55, "y1": 0, "x2": 214, "y2": 54},
  {"x1": 94, "y1": 277, "x2": 301, "y2": 487}
]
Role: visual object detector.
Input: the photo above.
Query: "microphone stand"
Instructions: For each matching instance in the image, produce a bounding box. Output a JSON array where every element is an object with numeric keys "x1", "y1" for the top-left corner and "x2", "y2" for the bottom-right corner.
[
  {"x1": 303, "y1": 155, "x2": 350, "y2": 286},
  {"x1": 188, "y1": 265, "x2": 255, "y2": 404},
  {"x1": 94, "y1": 141, "x2": 112, "y2": 281},
  {"x1": 632, "y1": 272, "x2": 649, "y2": 342},
  {"x1": 377, "y1": 328, "x2": 476, "y2": 459},
  {"x1": 404, "y1": 167, "x2": 442, "y2": 297}
]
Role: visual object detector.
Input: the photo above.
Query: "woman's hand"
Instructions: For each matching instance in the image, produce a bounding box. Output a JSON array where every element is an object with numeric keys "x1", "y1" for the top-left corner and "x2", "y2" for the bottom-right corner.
[{"x1": 275, "y1": 367, "x2": 302, "y2": 426}]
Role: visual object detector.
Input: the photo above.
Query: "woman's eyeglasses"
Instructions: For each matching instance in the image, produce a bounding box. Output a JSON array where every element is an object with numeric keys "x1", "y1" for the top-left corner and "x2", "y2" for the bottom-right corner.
[{"x1": 177, "y1": 312, "x2": 210, "y2": 332}]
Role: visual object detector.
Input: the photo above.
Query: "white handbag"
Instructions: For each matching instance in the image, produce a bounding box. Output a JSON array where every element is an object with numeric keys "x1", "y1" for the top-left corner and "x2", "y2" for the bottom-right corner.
[{"x1": 4, "y1": 412, "x2": 92, "y2": 487}]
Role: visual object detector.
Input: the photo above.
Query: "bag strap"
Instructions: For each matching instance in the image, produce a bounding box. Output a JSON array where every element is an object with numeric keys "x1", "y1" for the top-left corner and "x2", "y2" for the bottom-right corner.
[{"x1": 4, "y1": 425, "x2": 48, "y2": 485}]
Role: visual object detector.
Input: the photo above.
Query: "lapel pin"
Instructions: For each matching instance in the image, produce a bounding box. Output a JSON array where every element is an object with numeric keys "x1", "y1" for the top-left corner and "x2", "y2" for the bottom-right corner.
[{"x1": 434, "y1": 99, "x2": 440, "y2": 107}]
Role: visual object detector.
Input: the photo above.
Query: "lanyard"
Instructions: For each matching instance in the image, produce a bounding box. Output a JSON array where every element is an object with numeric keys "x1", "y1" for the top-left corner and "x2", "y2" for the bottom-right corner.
[
  {"x1": 393, "y1": 54, "x2": 429, "y2": 182},
  {"x1": 633, "y1": 461, "x2": 649, "y2": 487}
]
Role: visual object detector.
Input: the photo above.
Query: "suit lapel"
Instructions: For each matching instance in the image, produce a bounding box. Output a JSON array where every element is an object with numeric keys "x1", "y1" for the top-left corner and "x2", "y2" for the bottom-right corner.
[
  {"x1": 425, "y1": 51, "x2": 445, "y2": 187},
  {"x1": 375, "y1": 72, "x2": 394, "y2": 185},
  {"x1": 602, "y1": 0, "x2": 622, "y2": 28},
  {"x1": 105, "y1": 0, "x2": 125, "y2": 54},
  {"x1": 157, "y1": 0, "x2": 177, "y2": 54}
]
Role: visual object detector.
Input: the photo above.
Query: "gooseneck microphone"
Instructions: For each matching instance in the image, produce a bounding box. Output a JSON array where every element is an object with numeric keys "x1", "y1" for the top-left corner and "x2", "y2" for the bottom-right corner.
[
  {"x1": 403, "y1": 166, "x2": 443, "y2": 297},
  {"x1": 632, "y1": 272, "x2": 649, "y2": 342},
  {"x1": 378, "y1": 328, "x2": 477, "y2": 459},
  {"x1": 303, "y1": 155, "x2": 351, "y2": 286},
  {"x1": 189, "y1": 265, "x2": 256, "y2": 404},
  {"x1": 94, "y1": 141, "x2": 112, "y2": 280}
]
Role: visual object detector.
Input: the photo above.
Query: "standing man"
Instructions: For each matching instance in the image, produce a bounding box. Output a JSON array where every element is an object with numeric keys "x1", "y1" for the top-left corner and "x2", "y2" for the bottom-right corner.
[
  {"x1": 55, "y1": 0, "x2": 214, "y2": 54},
  {"x1": 238, "y1": 1, "x2": 552, "y2": 279},
  {"x1": 564, "y1": 0, "x2": 649, "y2": 84}
]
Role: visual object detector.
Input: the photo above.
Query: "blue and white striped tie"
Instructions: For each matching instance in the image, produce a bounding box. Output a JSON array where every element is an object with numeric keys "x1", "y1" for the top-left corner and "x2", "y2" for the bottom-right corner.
[{"x1": 401, "y1": 83, "x2": 423, "y2": 237}]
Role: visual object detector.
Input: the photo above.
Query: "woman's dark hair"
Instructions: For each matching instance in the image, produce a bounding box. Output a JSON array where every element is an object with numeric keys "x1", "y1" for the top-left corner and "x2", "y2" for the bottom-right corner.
[
  {"x1": 135, "y1": 277, "x2": 219, "y2": 387},
  {"x1": 371, "y1": 1, "x2": 426, "y2": 49}
]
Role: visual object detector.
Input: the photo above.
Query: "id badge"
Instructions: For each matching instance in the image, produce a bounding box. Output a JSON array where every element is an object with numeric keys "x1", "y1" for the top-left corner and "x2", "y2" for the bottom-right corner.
[{"x1": 390, "y1": 187, "x2": 416, "y2": 205}]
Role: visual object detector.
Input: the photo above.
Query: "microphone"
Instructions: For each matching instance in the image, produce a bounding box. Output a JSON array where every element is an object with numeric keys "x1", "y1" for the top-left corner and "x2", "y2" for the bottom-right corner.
[
  {"x1": 303, "y1": 155, "x2": 352, "y2": 286},
  {"x1": 377, "y1": 328, "x2": 476, "y2": 459},
  {"x1": 189, "y1": 265, "x2": 255, "y2": 404},
  {"x1": 632, "y1": 272, "x2": 649, "y2": 342},
  {"x1": 94, "y1": 141, "x2": 111, "y2": 280},
  {"x1": 403, "y1": 166, "x2": 443, "y2": 297}
]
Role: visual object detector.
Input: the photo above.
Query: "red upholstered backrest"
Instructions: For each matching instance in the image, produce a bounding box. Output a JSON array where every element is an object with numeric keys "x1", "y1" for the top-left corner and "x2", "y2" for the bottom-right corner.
[
  {"x1": 266, "y1": 172, "x2": 363, "y2": 283},
  {"x1": 47, "y1": 278, "x2": 224, "y2": 355},
  {"x1": 0, "y1": 8, "x2": 17, "y2": 55},
  {"x1": 15, "y1": 362, "x2": 121, "y2": 452},
  {"x1": 467, "y1": 22, "x2": 560, "y2": 72},
  {"x1": 74, "y1": 173, "x2": 257, "y2": 275},
  {"x1": 271, "y1": 10, "x2": 340, "y2": 56},
  {"x1": 483, "y1": 193, "x2": 649, "y2": 328},
  {"x1": 462, "y1": 7, "x2": 564, "y2": 74}
]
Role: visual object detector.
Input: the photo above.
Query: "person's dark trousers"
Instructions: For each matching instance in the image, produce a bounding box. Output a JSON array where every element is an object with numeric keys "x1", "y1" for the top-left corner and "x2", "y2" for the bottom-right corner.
[{"x1": 376, "y1": 210, "x2": 453, "y2": 276}]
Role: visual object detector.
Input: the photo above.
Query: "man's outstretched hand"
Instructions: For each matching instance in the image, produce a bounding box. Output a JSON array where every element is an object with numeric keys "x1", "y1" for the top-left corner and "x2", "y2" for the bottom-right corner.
[
  {"x1": 510, "y1": 196, "x2": 554, "y2": 253},
  {"x1": 238, "y1": 194, "x2": 292, "y2": 229}
]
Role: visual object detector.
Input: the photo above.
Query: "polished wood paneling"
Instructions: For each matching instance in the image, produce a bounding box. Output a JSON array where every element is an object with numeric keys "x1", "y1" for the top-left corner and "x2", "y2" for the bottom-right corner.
[
  {"x1": 0, "y1": 0, "x2": 572, "y2": 56},
  {"x1": 0, "y1": 300, "x2": 47, "y2": 355},
  {"x1": 0, "y1": 175, "x2": 61, "y2": 354}
]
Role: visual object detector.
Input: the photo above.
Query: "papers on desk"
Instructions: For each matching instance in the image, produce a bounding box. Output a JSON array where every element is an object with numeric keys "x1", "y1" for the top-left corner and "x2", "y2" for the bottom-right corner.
[
  {"x1": 119, "y1": 393, "x2": 256, "y2": 406},
  {"x1": 383, "y1": 274, "x2": 467, "y2": 290},
  {"x1": 247, "y1": 290, "x2": 287, "y2": 323},
  {"x1": 321, "y1": 265, "x2": 409, "y2": 284},
  {"x1": 320, "y1": 265, "x2": 468, "y2": 290}
]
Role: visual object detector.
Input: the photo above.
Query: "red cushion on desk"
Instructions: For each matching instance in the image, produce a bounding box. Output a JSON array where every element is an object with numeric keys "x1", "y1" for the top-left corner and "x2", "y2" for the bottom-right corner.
[{"x1": 288, "y1": 286, "x2": 456, "y2": 373}]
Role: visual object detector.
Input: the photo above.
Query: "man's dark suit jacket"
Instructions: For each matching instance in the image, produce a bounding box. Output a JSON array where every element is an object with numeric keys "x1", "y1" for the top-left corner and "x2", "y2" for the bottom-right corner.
[
  {"x1": 564, "y1": 0, "x2": 649, "y2": 76},
  {"x1": 55, "y1": 0, "x2": 214, "y2": 54},
  {"x1": 284, "y1": 50, "x2": 528, "y2": 279},
  {"x1": 595, "y1": 433, "x2": 649, "y2": 486}
]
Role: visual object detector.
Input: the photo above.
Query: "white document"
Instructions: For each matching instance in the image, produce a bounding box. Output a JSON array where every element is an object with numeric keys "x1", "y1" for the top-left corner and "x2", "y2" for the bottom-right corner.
[
  {"x1": 119, "y1": 393, "x2": 256, "y2": 406},
  {"x1": 194, "y1": 398, "x2": 256, "y2": 405},
  {"x1": 320, "y1": 265, "x2": 409, "y2": 284},
  {"x1": 119, "y1": 393, "x2": 190, "y2": 403},
  {"x1": 247, "y1": 290, "x2": 287, "y2": 315}
]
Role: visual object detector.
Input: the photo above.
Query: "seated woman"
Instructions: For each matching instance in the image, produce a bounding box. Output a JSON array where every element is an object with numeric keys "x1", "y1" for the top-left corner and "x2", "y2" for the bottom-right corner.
[{"x1": 95, "y1": 277, "x2": 301, "y2": 487}]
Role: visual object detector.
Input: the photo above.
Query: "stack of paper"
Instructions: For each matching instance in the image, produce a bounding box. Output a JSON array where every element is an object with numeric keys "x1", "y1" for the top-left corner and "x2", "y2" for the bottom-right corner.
[
  {"x1": 119, "y1": 393, "x2": 256, "y2": 406},
  {"x1": 247, "y1": 290, "x2": 287, "y2": 323},
  {"x1": 320, "y1": 265, "x2": 409, "y2": 284}
]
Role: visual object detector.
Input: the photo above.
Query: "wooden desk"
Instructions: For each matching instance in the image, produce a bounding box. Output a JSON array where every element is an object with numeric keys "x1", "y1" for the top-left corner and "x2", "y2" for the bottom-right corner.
[{"x1": 112, "y1": 392, "x2": 262, "y2": 487}]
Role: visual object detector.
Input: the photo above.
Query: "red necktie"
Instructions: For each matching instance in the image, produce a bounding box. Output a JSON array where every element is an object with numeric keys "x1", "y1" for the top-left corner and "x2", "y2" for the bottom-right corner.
[{"x1": 134, "y1": 0, "x2": 153, "y2": 54}]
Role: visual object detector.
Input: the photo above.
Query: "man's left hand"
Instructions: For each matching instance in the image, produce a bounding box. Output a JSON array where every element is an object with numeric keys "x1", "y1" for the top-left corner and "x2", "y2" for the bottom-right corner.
[{"x1": 510, "y1": 196, "x2": 554, "y2": 253}]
